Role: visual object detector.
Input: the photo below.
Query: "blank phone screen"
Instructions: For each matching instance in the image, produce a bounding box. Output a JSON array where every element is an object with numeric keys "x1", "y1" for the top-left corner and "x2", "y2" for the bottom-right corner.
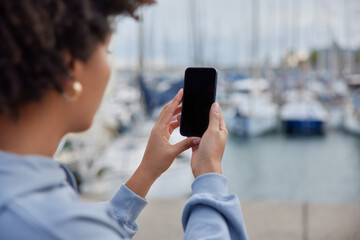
[{"x1": 180, "y1": 67, "x2": 217, "y2": 137}]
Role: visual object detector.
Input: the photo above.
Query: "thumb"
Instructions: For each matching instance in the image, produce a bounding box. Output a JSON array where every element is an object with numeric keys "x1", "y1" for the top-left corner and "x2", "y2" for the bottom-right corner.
[
  {"x1": 172, "y1": 137, "x2": 198, "y2": 157},
  {"x1": 208, "y1": 102, "x2": 220, "y2": 130}
]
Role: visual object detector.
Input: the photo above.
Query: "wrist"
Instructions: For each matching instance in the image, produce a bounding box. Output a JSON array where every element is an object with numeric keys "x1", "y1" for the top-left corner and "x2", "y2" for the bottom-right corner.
[
  {"x1": 125, "y1": 164, "x2": 158, "y2": 199},
  {"x1": 194, "y1": 161, "x2": 222, "y2": 178}
]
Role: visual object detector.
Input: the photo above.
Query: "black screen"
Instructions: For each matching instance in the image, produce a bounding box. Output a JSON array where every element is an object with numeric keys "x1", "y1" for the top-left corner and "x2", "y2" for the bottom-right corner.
[{"x1": 180, "y1": 67, "x2": 217, "y2": 137}]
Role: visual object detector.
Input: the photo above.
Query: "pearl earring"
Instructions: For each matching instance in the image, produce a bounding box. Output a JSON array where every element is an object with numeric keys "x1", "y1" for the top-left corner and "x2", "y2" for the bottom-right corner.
[{"x1": 63, "y1": 81, "x2": 83, "y2": 102}]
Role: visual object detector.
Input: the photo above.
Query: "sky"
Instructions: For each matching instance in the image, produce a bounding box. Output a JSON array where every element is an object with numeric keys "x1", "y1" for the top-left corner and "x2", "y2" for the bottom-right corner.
[{"x1": 111, "y1": 0, "x2": 360, "y2": 69}]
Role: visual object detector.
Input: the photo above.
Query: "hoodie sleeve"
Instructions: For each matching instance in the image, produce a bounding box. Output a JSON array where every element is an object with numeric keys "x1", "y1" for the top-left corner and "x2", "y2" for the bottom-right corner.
[
  {"x1": 77, "y1": 184, "x2": 148, "y2": 239},
  {"x1": 61, "y1": 163, "x2": 148, "y2": 237},
  {"x1": 105, "y1": 184, "x2": 148, "y2": 237},
  {"x1": 182, "y1": 173, "x2": 248, "y2": 240},
  {"x1": 2, "y1": 184, "x2": 148, "y2": 240},
  {"x1": 58, "y1": 184, "x2": 148, "y2": 239}
]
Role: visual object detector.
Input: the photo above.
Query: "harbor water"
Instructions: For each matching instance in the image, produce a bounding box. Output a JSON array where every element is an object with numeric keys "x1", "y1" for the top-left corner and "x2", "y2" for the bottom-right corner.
[{"x1": 223, "y1": 130, "x2": 360, "y2": 203}]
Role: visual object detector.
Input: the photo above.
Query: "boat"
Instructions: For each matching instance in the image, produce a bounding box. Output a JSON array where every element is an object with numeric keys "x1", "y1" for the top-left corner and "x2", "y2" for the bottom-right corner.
[
  {"x1": 100, "y1": 84, "x2": 142, "y2": 134},
  {"x1": 342, "y1": 78, "x2": 360, "y2": 136},
  {"x1": 80, "y1": 126, "x2": 193, "y2": 198},
  {"x1": 308, "y1": 76, "x2": 348, "y2": 104},
  {"x1": 281, "y1": 91, "x2": 327, "y2": 136},
  {"x1": 229, "y1": 95, "x2": 278, "y2": 137},
  {"x1": 139, "y1": 74, "x2": 183, "y2": 117},
  {"x1": 227, "y1": 78, "x2": 279, "y2": 137}
]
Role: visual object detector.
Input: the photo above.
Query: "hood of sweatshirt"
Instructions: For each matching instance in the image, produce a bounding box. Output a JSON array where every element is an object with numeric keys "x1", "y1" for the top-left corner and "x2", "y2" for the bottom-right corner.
[{"x1": 0, "y1": 150, "x2": 67, "y2": 209}]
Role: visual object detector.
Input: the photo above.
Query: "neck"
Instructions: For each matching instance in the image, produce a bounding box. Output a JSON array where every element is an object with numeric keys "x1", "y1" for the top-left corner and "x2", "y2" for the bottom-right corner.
[{"x1": 0, "y1": 96, "x2": 67, "y2": 157}]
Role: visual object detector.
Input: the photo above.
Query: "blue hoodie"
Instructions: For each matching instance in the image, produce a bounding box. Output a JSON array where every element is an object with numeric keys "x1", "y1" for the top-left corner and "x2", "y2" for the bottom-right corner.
[{"x1": 0, "y1": 150, "x2": 247, "y2": 239}]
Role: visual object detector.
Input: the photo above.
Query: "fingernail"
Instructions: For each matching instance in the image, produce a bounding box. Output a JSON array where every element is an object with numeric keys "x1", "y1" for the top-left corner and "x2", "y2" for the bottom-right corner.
[
  {"x1": 192, "y1": 138, "x2": 200, "y2": 145},
  {"x1": 171, "y1": 116, "x2": 177, "y2": 121},
  {"x1": 212, "y1": 102, "x2": 219, "y2": 113}
]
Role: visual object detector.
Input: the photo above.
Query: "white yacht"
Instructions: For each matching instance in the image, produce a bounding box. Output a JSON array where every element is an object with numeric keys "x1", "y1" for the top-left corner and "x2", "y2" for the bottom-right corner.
[{"x1": 228, "y1": 78, "x2": 279, "y2": 137}]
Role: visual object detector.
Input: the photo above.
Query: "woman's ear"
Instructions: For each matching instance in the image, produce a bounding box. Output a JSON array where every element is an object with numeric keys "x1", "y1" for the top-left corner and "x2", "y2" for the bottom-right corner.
[
  {"x1": 62, "y1": 50, "x2": 74, "y2": 72},
  {"x1": 62, "y1": 50, "x2": 85, "y2": 77},
  {"x1": 61, "y1": 51, "x2": 85, "y2": 102},
  {"x1": 62, "y1": 50, "x2": 85, "y2": 81}
]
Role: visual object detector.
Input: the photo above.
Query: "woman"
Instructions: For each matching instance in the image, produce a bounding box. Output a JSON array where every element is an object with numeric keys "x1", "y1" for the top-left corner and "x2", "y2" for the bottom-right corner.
[{"x1": 0, "y1": 0, "x2": 247, "y2": 239}]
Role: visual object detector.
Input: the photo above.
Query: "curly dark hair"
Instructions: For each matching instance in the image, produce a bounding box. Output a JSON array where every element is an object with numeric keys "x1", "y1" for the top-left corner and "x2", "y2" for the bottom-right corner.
[{"x1": 0, "y1": 0, "x2": 154, "y2": 121}]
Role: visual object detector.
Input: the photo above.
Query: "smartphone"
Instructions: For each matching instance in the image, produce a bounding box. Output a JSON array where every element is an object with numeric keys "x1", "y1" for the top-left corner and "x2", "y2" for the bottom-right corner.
[{"x1": 180, "y1": 67, "x2": 218, "y2": 137}]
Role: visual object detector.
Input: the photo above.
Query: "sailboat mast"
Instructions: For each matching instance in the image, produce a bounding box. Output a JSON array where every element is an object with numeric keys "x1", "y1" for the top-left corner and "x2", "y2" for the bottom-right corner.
[
  {"x1": 190, "y1": 0, "x2": 203, "y2": 65},
  {"x1": 326, "y1": 1, "x2": 339, "y2": 80},
  {"x1": 316, "y1": 0, "x2": 326, "y2": 75},
  {"x1": 251, "y1": 0, "x2": 260, "y2": 80},
  {"x1": 291, "y1": 0, "x2": 299, "y2": 55},
  {"x1": 137, "y1": 12, "x2": 145, "y2": 78},
  {"x1": 136, "y1": 10, "x2": 150, "y2": 117},
  {"x1": 343, "y1": 0, "x2": 354, "y2": 76}
]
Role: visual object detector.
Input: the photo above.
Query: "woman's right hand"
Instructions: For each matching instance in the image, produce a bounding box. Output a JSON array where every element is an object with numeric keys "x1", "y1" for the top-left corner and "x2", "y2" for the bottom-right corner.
[{"x1": 190, "y1": 102, "x2": 228, "y2": 178}]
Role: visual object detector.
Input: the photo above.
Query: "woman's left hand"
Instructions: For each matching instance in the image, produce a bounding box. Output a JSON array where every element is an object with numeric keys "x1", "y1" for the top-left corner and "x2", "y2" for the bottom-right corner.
[{"x1": 125, "y1": 89, "x2": 199, "y2": 198}]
